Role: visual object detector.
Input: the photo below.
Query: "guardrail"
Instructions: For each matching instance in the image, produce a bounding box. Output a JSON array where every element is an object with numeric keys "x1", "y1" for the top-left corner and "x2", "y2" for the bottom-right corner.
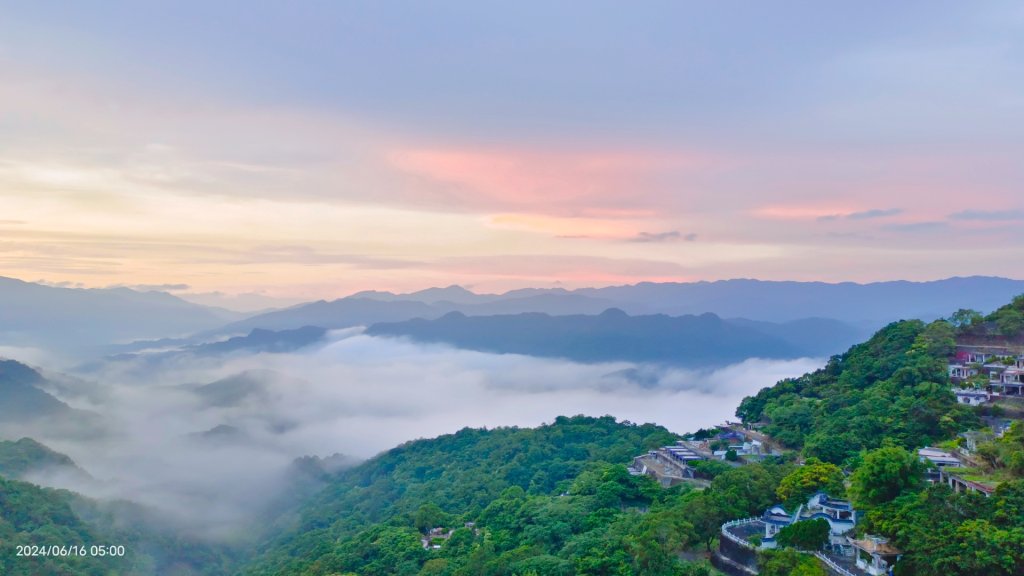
[
  {"x1": 713, "y1": 551, "x2": 759, "y2": 576},
  {"x1": 813, "y1": 552, "x2": 858, "y2": 576},
  {"x1": 720, "y1": 518, "x2": 760, "y2": 550},
  {"x1": 721, "y1": 518, "x2": 861, "y2": 576}
]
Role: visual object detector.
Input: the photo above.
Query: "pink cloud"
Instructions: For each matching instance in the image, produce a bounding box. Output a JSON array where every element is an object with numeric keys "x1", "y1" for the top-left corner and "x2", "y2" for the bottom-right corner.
[
  {"x1": 435, "y1": 254, "x2": 692, "y2": 286},
  {"x1": 387, "y1": 147, "x2": 712, "y2": 217}
]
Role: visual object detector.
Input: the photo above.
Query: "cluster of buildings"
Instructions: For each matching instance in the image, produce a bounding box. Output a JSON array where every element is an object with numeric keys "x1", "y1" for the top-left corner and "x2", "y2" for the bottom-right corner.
[
  {"x1": 761, "y1": 492, "x2": 858, "y2": 554},
  {"x1": 917, "y1": 444, "x2": 1000, "y2": 497},
  {"x1": 948, "y1": 345, "x2": 1024, "y2": 401},
  {"x1": 721, "y1": 492, "x2": 902, "y2": 576},
  {"x1": 628, "y1": 428, "x2": 772, "y2": 487},
  {"x1": 629, "y1": 442, "x2": 705, "y2": 485},
  {"x1": 709, "y1": 429, "x2": 766, "y2": 459},
  {"x1": 420, "y1": 523, "x2": 477, "y2": 549}
]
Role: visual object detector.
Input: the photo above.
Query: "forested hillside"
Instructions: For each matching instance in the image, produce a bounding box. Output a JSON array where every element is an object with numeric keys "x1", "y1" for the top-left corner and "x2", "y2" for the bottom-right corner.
[
  {"x1": 0, "y1": 436, "x2": 237, "y2": 575},
  {"x1": 736, "y1": 319, "x2": 978, "y2": 465},
  {"x1": 246, "y1": 416, "x2": 710, "y2": 575},
  {"x1": 0, "y1": 437, "x2": 88, "y2": 481},
  {"x1": 0, "y1": 475, "x2": 236, "y2": 576}
]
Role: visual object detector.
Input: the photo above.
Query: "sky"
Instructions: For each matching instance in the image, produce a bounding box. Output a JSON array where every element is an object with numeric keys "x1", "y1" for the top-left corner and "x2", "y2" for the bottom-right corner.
[{"x1": 2, "y1": 1, "x2": 1023, "y2": 300}]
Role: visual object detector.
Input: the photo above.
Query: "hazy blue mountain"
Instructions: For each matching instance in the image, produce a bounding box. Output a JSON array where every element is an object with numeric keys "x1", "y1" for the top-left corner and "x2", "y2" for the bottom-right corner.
[
  {"x1": 729, "y1": 317, "x2": 870, "y2": 357},
  {"x1": 191, "y1": 326, "x2": 328, "y2": 355},
  {"x1": 217, "y1": 298, "x2": 439, "y2": 333},
  {"x1": 0, "y1": 276, "x2": 244, "y2": 355},
  {"x1": 233, "y1": 277, "x2": 1024, "y2": 339},
  {"x1": 189, "y1": 424, "x2": 252, "y2": 445},
  {"x1": 366, "y1": 309, "x2": 805, "y2": 366},
  {"x1": 0, "y1": 359, "x2": 74, "y2": 421},
  {"x1": 573, "y1": 276, "x2": 1024, "y2": 323},
  {"x1": 0, "y1": 437, "x2": 91, "y2": 482},
  {"x1": 349, "y1": 285, "x2": 494, "y2": 305},
  {"x1": 188, "y1": 370, "x2": 280, "y2": 408},
  {"x1": 457, "y1": 292, "x2": 622, "y2": 315},
  {"x1": 0, "y1": 359, "x2": 104, "y2": 441}
]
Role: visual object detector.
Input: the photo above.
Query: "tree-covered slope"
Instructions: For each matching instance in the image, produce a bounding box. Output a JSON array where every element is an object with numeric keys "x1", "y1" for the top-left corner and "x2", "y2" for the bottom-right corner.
[
  {"x1": 0, "y1": 476, "x2": 133, "y2": 576},
  {"x1": 0, "y1": 475, "x2": 238, "y2": 576},
  {"x1": 245, "y1": 416, "x2": 682, "y2": 575},
  {"x1": 0, "y1": 359, "x2": 74, "y2": 421},
  {"x1": 0, "y1": 437, "x2": 89, "y2": 481},
  {"x1": 736, "y1": 319, "x2": 978, "y2": 464}
]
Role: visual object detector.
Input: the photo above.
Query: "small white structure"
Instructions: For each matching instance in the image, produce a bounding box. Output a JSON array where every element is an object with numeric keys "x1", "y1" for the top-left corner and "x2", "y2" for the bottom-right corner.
[
  {"x1": 850, "y1": 535, "x2": 901, "y2": 576},
  {"x1": 917, "y1": 447, "x2": 962, "y2": 470},
  {"x1": 953, "y1": 388, "x2": 990, "y2": 405}
]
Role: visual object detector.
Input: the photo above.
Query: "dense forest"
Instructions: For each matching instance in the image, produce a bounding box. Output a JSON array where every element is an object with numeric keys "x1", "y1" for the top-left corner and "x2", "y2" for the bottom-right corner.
[
  {"x1": 949, "y1": 294, "x2": 1024, "y2": 337},
  {"x1": 243, "y1": 415, "x2": 800, "y2": 576},
  {"x1": 0, "y1": 440, "x2": 236, "y2": 576},
  {"x1": 733, "y1": 294, "x2": 1024, "y2": 575},
  {"x1": 736, "y1": 319, "x2": 978, "y2": 465},
  {"x1": 245, "y1": 416, "x2": 694, "y2": 575}
]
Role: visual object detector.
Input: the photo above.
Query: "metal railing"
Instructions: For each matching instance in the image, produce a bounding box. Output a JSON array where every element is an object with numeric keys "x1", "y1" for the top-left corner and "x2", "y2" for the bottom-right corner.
[
  {"x1": 720, "y1": 518, "x2": 862, "y2": 576},
  {"x1": 720, "y1": 518, "x2": 761, "y2": 550},
  {"x1": 813, "y1": 552, "x2": 858, "y2": 576}
]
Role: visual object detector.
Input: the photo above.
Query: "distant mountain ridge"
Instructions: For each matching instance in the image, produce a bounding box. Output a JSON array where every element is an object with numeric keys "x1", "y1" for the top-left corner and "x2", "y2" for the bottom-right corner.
[
  {"x1": 367, "y1": 309, "x2": 822, "y2": 366},
  {"x1": 227, "y1": 277, "x2": 1024, "y2": 337},
  {"x1": 0, "y1": 276, "x2": 244, "y2": 356}
]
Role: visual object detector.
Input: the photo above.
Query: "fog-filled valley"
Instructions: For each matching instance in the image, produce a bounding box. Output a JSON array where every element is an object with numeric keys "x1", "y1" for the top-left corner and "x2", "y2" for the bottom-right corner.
[
  {"x1": 3, "y1": 328, "x2": 822, "y2": 539},
  {"x1": 2, "y1": 276, "x2": 1024, "y2": 575}
]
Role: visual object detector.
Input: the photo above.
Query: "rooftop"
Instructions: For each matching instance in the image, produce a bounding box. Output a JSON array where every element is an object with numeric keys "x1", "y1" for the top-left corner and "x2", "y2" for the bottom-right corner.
[{"x1": 850, "y1": 537, "x2": 901, "y2": 556}]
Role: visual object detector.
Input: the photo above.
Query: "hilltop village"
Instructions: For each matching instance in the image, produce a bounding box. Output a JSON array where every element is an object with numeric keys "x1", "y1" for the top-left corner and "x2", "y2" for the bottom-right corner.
[{"x1": 623, "y1": 299, "x2": 1024, "y2": 576}]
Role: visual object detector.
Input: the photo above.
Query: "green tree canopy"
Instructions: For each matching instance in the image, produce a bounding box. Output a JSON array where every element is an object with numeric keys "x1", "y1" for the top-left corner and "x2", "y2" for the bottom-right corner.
[
  {"x1": 776, "y1": 458, "x2": 845, "y2": 507},
  {"x1": 849, "y1": 446, "x2": 925, "y2": 507},
  {"x1": 775, "y1": 518, "x2": 831, "y2": 551}
]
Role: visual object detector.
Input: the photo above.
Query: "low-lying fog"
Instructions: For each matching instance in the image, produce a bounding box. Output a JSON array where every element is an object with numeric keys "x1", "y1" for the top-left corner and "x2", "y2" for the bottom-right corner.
[{"x1": 17, "y1": 330, "x2": 823, "y2": 539}]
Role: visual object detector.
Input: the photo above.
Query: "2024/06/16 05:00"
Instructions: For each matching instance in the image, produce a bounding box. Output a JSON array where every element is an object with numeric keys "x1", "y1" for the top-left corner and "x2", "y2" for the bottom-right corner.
[{"x1": 16, "y1": 545, "x2": 126, "y2": 557}]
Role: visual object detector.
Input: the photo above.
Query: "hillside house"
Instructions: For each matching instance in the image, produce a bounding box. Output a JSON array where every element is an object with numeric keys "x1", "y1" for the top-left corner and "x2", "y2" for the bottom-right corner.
[
  {"x1": 993, "y1": 367, "x2": 1024, "y2": 395},
  {"x1": 713, "y1": 430, "x2": 745, "y2": 444},
  {"x1": 938, "y1": 468, "x2": 996, "y2": 497},
  {"x1": 959, "y1": 430, "x2": 995, "y2": 453},
  {"x1": 948, "y1": 362, "x2": 978, "y2": 383},
  {"x1": 953, "y1": 388, "x2": 990, "y2": 405},
  {"x1": 712, "y1": 439, "x2": 763, "y2": 459},
  {"x1": 629, "y1": 443, "x2": 706, "y2": 485},
  {"x1": 850, "y1": 536, "x2": 901, "y2": 576},
  {"x1": 918, "y1": 447, "x2": 962, "y2": 470},
  {"x1": 760, "y1": 492, "x2": 858, "y2": 555}
]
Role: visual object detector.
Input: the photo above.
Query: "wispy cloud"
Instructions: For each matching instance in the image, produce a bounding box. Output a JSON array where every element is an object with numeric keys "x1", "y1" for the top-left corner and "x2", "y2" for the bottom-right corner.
[
  {"x1": 628, "y1": 231, "x2": 698, "y2": 243},
  {"x1": 818, "y1": 208, "x2": 903, "y2": 222},
  {"x1": 35, "y1": 280, "x2": 88, "y2": 289},
  {"x1": 949, "y1": 209, "x2": 1024, "y2": 222},
  {"x1": 114, "y1": 283, "x2": 191, "y2": 292},
  {"x1": 884, "y1": 221, "x2": 948, "y2": 233}
]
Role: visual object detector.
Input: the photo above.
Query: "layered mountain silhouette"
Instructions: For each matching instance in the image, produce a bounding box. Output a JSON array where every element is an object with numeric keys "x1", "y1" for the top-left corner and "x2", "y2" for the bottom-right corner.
[
  {"x1": 0, "y1": 359, "x2": 103, "y2": 438},
  {"x1": 367, "y1": 309, "x2": 821, "y2": 366},
  {"x1": 226, "y1": 277, "x2": 1024, "y2": 336},
  {"x1": 0, "y1": 359, "x2": 74, "y2": 421},
  {"x1": 0, "y1": 276, "x2": 242, "y2": 355}
]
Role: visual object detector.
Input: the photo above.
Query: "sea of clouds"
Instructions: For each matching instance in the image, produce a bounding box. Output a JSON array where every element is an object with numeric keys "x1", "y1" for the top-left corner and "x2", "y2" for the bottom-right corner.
[{"x1": 14, "y1": 330, "x2": 823, "y2": 539}]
